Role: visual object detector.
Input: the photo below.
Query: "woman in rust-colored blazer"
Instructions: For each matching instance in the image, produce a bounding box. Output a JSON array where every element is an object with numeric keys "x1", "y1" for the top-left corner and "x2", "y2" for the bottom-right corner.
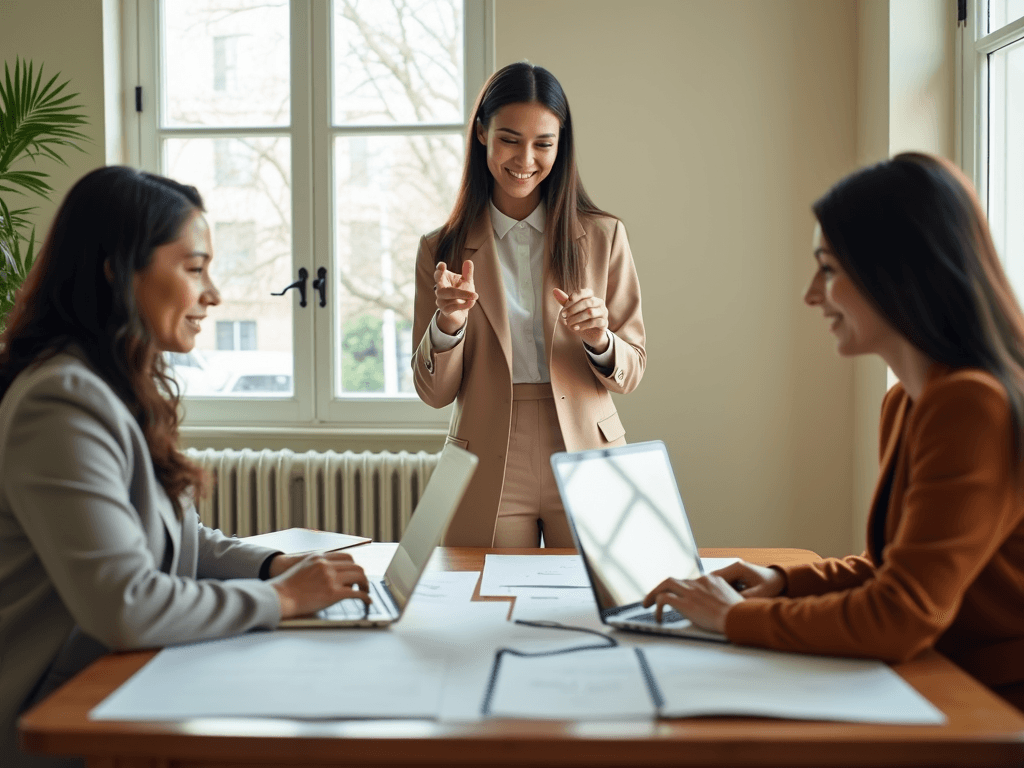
[
  {"x1": 412, "y1": 63, "x2": 645, "y2": 547},
  {"x1": 644, "y1": 153, "x2": 1024, "y2": 710}
]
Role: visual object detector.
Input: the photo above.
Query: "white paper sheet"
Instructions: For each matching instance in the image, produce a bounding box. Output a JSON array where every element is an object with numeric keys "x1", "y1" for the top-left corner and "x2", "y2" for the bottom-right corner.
[
  {"x1": 487, "y1": 646, "x2": 655, "y2": 720},
  {"x1": 510, "y1": 587, "x2": 602, "y2": 629},
  {"x1": 699, "y1": 557, "x2": 740, "y2": 573},
  {"x1": 642, "y1": 643, "x2": 946, "y2": 724},
  {"x1": 90, "y1": 630, "x2": 446, "y2": 720},
  {"x1": 479, "y1": 554, "x2": 589, "y2": 595},
  {"x1": 243, "y1": 528, "x2": 370, "y2": 552},
  {"x1": 406, "y1": 571, "x2": 481, "y2": 613},
  {"x1": 393, "y1": 601, "x2": 601, "y2": 721}
]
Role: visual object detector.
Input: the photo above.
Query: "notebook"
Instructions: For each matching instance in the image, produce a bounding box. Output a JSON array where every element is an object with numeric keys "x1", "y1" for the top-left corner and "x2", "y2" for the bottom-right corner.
[
  {"x1": 280, "y1": 443, "x2": 478, "y2": 627},
  {"x1": 550, "y1": 440, "x2": 728, "y2": 642}
]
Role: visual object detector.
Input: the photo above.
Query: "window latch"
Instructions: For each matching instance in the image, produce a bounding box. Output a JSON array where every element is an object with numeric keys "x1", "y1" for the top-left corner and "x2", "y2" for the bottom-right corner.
[
  {"x1": 312, "y1": 267, "x2": 327, "y2": 308},
  {"x1": 271, "y1": 267, "x2": 308, "y2": 307}
]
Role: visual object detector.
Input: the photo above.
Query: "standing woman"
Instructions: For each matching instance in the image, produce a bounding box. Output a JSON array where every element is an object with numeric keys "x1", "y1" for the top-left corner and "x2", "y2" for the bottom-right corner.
[
  {"x1": 412, "y1": 62, "x2": 645, "y2": 547},
  {"x1": 643, "y1": 153, "x2": 1024, "y2": 710},
  {"x1": 0, "y1": 167, "x2": 369, "y2": 767}
]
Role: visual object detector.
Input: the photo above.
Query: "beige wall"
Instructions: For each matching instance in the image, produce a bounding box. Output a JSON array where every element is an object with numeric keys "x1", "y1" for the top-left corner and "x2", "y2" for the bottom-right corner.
[{"x1": 0, "y1": 0, "x2": 957, "y2": 556}]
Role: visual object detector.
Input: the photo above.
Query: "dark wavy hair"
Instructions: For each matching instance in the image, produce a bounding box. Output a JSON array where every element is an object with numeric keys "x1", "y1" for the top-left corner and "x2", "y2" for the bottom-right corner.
[
  {"x1": 0, "y1": 165, "x2": 207, "y2": 517},
  {"x1": 813, "y1": 152, "x2": 1024, "y2": 462},
  {"x1": 435, "y1": 61, "x2": 609, "y2": 293}
]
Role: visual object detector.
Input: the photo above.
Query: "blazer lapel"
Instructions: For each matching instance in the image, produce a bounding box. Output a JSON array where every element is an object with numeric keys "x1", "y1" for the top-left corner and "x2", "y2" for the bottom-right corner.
[
  {"x1": 543, "y1": 218, "x2": 588, "y2": 366},
  {"x1": 466, "y1": 210, "x2": 512, "y2": 371}
]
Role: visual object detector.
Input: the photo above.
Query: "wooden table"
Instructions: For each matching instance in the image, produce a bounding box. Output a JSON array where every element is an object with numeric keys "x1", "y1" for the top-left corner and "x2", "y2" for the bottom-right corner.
[{"x1": 18, "y1": 546, "x2": 1024, "y2": 767}]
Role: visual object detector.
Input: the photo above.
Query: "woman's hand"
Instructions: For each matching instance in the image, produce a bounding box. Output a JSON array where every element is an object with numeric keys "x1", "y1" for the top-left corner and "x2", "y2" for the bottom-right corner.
[
  {"x1": 435, "y1": 260, "x2": 478, "y2": 335},
  {"x1": 553, "y1": 288, "x2": 609, "y2": 353},
  {"x1": 642, "y1": 575, "x2": 744, "y2": 634},
  {"x1": 709, "y1": 560, "x2": 787, "y2": 598},
  {"x1": 269, "y1": 551, "x2": 370, "y2": 619},
  {"x1": 640, "y1": 561, "x2": 785, "y2": 633}
]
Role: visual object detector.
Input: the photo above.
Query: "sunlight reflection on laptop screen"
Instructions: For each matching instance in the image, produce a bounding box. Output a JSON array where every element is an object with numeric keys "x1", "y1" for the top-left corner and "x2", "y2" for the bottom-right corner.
[{"x1": 554, "y1": 443, "x2": 702, "y2": 611}]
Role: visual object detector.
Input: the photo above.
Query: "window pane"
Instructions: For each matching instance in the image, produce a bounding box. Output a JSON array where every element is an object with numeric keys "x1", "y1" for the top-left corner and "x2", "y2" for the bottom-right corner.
[
  {"x1": 333, "y1": 133, "x2": 463, "y2": 395},
  {"x1": 161, "y1": 0, "x2": 290, "y2": 128},
  {"x1": 989, "y1": 0, "x2": 1024, "y2": 32},
  {"x1": 332, "y1": 0, "x2": 464, "y2": 126},
  {"x1": 164, "y1": 137, "x2": 295, "y2": 398},
  {"x1": 989, "y1": 39, "x2": 1024, "y2": 297}
]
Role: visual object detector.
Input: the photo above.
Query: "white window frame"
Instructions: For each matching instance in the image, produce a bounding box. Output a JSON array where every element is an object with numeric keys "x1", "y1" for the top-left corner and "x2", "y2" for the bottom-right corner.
[
  {"x1": 122, "y1": 0, "x2": 494, "y2": 435},
  {"x1": 957, "y1": 0, "x2": 1024, "y2": 215}
]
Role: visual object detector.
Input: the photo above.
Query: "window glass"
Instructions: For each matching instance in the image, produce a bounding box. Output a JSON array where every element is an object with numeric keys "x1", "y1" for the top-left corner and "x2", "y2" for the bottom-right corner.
[
  {"x1": 332, "y1": 0, "x2": 464, "y2": 126},
  {"x1": 988, "y1": 39, "x2": 1024, "y2": 292},
  {"x1": 333, "y1": 133, "x2": 463, "y2": 395},
  {"x1": 989, "y1": 0, "x2": 1024, "y2": 33},
  {"x1": 162, "y1": 0, "x2": 290, "y2": 128}
]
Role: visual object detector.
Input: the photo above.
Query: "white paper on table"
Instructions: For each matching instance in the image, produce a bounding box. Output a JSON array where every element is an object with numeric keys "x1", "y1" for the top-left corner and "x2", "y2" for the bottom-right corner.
[
  {"x1": 404, "y1": 571, "x2": 481, "y2": 617},
  {"x1": 479, "y1": 554, "x2": 589, "y2": 595},
  {"x1": 642, "y1": 643, "x2": 946, "y2": 724},
  {"x1": 243, "y1": 528, "x2": 370, "y2": 552},
  {"x1": 510, "y1": 587, "x2": 601, "y2": 628},
  {"x1": 394, "y1": 600, "x2": 602, "y2": 721},
  {"x1": 486, "y1": 646, "x2": 656, "y2": 720},
  {"x1": 700, "y1": 557, "x2": 740, "y2": 573},
  {"x1": 90, "y1": 630, "x2": 446, "y2": 721}
]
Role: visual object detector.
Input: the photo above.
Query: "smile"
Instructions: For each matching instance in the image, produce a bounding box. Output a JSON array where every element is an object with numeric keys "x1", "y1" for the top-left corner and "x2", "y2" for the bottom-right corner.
[
  {"x1": 506, "y1": 168, "x2": 536, "y2": 180},
  {"x1": 185, "y1": 317, "x2": 204, "y2": 332}
]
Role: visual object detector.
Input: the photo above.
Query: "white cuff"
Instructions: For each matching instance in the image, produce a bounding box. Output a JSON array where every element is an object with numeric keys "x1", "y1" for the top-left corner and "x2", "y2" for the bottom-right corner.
[
  {"x1": 585, "y1": 330, "x2": 615, "y2": 368},
  {"x1": 430, "y1": 310, "x2": 466, "y2": 351}
]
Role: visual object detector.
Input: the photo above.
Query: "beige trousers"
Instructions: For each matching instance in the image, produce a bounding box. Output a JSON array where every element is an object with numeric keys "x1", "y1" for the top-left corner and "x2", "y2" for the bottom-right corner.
[{"x1": 493, "y1": 383, "x2": 576, "y2": 548}]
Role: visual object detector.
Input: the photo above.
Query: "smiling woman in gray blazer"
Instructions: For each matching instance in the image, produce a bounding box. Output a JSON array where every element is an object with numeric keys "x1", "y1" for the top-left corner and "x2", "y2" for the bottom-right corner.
[{"x1": 0, "y1": 167, "x2": 370, "y2": 768}]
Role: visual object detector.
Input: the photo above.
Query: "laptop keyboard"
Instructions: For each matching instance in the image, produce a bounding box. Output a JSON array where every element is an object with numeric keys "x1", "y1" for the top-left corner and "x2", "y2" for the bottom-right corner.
[
  {"x1": 627, "y1": 609, "x2": 686, "y2": 625},
  {"x1": 320, "y1": 579, "x2": 394, "y2": 621}
]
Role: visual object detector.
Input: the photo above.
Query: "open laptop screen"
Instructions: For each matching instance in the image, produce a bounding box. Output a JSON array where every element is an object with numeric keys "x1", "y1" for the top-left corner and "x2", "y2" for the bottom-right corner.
[{"x1": 551, "y1": 442, "x2": 702, "y2": 612}]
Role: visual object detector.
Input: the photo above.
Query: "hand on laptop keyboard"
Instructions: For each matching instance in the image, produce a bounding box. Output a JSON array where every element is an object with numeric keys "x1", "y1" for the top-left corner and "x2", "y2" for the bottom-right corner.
[
  {"x1": 641, "y1": 573, "x2": 746, "y2": 634},
  {"x1": 269, "y1": 551, "x2": 371, "y2": 619}
]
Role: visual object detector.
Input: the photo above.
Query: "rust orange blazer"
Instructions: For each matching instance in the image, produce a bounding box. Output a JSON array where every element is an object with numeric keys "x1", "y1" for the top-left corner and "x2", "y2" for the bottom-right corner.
[
  {"x1": 726, "y1": 365, "x2": 1024, "y2": 697},
  {"x1": 412, "y1": 210, "x2": 646, "y2": 546}
]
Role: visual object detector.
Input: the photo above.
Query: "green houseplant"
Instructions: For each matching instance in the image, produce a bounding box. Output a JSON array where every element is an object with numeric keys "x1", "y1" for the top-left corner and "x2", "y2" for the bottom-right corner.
[{"x1": 0, "y1": 57, "x2": 88, "y2": 329}]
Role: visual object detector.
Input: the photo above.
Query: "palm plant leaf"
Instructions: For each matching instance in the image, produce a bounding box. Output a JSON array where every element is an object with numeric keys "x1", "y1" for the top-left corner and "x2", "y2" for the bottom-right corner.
[{"x1": 0, "y1": 58, "x2": 88, "y2": 197}]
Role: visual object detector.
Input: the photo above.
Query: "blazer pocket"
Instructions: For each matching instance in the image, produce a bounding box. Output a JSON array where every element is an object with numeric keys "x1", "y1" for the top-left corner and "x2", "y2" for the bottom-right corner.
[
  {"x1": 597, "y1": 412, "x2": 626, "y2": 443},
  {"x1": 445, "y1": 435, "x2": 469, "y2": 450}
]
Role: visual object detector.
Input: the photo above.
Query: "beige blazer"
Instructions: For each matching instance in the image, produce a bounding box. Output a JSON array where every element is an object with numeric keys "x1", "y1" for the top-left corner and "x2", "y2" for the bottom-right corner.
[
  {"x1": 413, "y1": 210, "x2": 646, "y2": 546},
  {"x1": 0, "y1": 352, "x2": 282, "y2": 768}
]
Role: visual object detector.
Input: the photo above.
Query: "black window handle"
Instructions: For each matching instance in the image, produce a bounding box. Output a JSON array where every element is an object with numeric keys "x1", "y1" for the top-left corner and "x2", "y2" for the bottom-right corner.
[
  {"x1": 312, "y1": 267, "x2": 327, "y2": 308},
  {"x1": 271, "y1": 268, "x2": 308, "y2": 307}
]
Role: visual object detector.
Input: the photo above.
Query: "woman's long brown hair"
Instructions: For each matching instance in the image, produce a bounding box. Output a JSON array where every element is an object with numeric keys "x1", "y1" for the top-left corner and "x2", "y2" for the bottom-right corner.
[
  {"x1": 435, "y1": 62, "x2": 609, "y2": 293},
  {"x1": 813, "y1": 152, "x2": 1024, "y2": 464},
  {"x1": 0, "y1": 166, "x2": 206, "y2": 518}
]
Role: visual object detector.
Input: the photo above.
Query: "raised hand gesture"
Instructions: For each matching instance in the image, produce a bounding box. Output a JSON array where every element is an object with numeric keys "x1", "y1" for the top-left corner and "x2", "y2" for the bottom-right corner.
[
  {"x1": 434, "y1": 260, "x2": 478, "y2": 335},
  {"x1": 553, "y1": 287, "x2": 610, "y2": 353}
]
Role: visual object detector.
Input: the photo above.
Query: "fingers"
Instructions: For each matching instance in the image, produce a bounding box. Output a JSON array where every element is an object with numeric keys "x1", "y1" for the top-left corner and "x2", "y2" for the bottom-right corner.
[
  {"x1": 552, "y1": 287, "x2": 570, "y2": 305},
  {"x1": 436, "y1": 289, "x2": 478, "y2": 317},
  {"x1": 462, "y1": 259, "x2": 474, "y2": 286},
  {"x1": 559, "y1": 291, "x2": 607, "y2": 331},
  {"x1": 643, "y1": 577, "x2": 683, "y2": 607}
]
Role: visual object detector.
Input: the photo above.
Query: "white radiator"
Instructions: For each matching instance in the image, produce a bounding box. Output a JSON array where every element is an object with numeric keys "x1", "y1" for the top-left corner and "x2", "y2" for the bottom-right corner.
[{"x1": 184, "y1": 448, "x2": 441, "y2": 542}]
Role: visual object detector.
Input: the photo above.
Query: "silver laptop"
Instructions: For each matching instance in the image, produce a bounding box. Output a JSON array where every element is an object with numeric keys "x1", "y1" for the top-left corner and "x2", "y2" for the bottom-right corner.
[
  {"x1": 550, "y1": 441, "x2": 727, "y2": 642},
  {"x1": 281, "y1": 443, "x2": 478, "y2": 628}
]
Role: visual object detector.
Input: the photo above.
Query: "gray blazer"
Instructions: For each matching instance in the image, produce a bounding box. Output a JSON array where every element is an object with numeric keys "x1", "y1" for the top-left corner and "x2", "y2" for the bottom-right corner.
[{"x1": 0, "y1": 352, "x2": 282, "y2": 767}]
